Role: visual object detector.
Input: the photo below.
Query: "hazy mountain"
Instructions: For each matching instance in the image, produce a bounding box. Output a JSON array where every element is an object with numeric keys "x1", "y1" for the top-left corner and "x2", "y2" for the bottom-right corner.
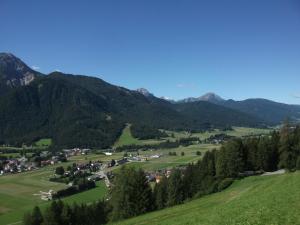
[
  {"x1": 178, "y1": 92, "x2": 225, "y2": 104},
  {"x1": 179, "y1": 92, "x2": 300, "y2": 124},
  {"x1": 220, "y1": 98, "x2": 300, "y2": 124},
  {"x1": 136, "y1": 88, "x2": 154, "y2": 97}
]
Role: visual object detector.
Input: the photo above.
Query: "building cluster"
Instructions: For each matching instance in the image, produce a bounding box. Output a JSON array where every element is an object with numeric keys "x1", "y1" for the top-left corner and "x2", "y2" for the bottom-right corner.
[
  {"x1": 63, "y1": 148, "x2": 91, "y2": 157},
  {"x1": 126, "y1": 153, "x2": 162, "y2": 162},
  {"x1": 146, "y1": 167, "x2": 187, "y2": 184},
  {"x1": 0, "y1": 151, "x2": 65, "y2": 175}
]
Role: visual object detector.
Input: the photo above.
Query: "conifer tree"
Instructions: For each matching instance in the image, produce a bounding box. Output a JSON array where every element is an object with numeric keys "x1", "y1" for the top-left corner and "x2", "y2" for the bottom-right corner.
[{"x1": 167, "y1": 169, "x2": 183, "y2": 207}]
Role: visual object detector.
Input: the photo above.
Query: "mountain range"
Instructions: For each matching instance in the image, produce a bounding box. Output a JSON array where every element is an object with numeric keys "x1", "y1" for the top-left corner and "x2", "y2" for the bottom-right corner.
[{"x1": 0, "y1": 53, "x2": 299, "y2": 148}]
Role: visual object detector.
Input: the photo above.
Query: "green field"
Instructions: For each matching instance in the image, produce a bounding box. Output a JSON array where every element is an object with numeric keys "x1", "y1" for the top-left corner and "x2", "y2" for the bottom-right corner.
[
  {"x1": 33, "y1": 138, "x2": 52, "y2": 148},
  {"x1": 122, "y1": 144, "x2": 219, "y2": 171},
  {"x1": 114, "y1": 172, "x2": 300, "y2": 225},
  {"x1": 166, "y1": 126, "x2": 271, "y2": 141},
  {"x1": 114, "y1": 124, "x2": 166, "y2": 147},
  {"x1": 0, "y1": 166, "x2": 107, "y2": 225},
  {"x1": 114, "y1": 125, "x2": 271, "y2": 148}
]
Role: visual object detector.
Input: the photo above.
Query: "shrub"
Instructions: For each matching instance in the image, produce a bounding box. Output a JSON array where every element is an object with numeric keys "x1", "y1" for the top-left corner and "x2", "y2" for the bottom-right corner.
[{"x1": 217, "y1": 178, "x2": 234, "y2": 191}]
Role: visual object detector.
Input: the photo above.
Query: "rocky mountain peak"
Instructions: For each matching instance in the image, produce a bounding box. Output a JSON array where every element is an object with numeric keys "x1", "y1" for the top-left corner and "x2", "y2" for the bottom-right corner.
[
  {"x1": 199, "y1": 92, "x2": 224, "y2": 103},
  {"x1": 136, "y1": 88, "x2": 153, "y2": 97},
  {"x1": 0, "y1": 52, "x2": 40, "y2": 87}
]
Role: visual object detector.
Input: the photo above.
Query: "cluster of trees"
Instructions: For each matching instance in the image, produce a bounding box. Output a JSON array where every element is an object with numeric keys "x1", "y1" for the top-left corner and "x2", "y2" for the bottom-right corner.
[
  {"x1": 130, "y1": 124, "x2": 168, "y2": 140},
  {"x1": 116, "y1": 137, "x2": 200, "y2": 152},
  {"x1": 53, "y1": 179, "x2": 96, "y2": 199},
  {"x1": 24, "y1": 200, "x2": 108, "y2": 225},
  {"x1": 216, "y1": 124, "x2": 300, "y2": 177},
  {"x1": 204, "y1": 133, "x2": 233, "y2": 143}
]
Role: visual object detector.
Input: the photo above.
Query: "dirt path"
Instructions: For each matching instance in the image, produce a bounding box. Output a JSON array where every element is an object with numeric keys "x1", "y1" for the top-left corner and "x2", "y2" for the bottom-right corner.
[{"x1": 261, "y1": 169, "x2": 285, "y2": 176}]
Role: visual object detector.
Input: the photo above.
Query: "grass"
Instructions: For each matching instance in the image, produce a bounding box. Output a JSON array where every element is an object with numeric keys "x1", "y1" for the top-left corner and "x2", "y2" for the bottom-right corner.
[
  {"x1": 114, "y1": 144, "x2": 219, "y2": 172},
  {"x1": 114, "y1": 172, "x2": 300, "y2": 225},
  {"x1": 0, "y1": 165, "x2": 108, "y2": 225},
  {"x1": 114, "y1": 124, "x2": 165, "y2": 147},
  {"x1": 114, "y1": 124, "x2": 140, "y2": 147},
  {"x1": 114, "y1": 126, "x2": 271, "y2": 148},
  {"x1": 171, "y1": 127, "x2": 272, "y2": 141},
  {"x1": 34, "y1": 138, "x2": 52, "y2": 148}
]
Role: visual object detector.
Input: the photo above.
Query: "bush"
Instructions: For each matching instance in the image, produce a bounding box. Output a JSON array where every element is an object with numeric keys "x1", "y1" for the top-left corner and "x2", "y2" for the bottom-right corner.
[
  {"x1": 296, "y1": 156, "x2": 300, "y2": 170},
  {"x1": 55, "y1": 166, "x2": 65, "y2": 176},
  {"x1": 217, "y1": 178, "x2": 234, "y2": 191}
]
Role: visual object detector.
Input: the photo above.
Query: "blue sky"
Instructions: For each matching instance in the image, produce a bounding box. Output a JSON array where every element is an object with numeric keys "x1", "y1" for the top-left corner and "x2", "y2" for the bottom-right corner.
[{"x1": 1, "y1": 0, "x2": 300, "y2": 104}]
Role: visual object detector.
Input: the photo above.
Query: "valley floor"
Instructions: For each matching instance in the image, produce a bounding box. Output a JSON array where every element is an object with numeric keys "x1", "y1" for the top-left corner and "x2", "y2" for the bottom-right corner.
[{"x1": 113, "y1": 172, "x2": 300, "y2": 225}]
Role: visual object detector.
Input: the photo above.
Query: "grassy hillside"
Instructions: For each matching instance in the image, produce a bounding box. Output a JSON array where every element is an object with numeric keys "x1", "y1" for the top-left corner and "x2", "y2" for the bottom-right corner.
[
  {"x1": 113, "y1": 125, "x2": 140, "y2": 147},
  {"x1": 114, "y1": 172, "x2": 300, "y2": 225}
]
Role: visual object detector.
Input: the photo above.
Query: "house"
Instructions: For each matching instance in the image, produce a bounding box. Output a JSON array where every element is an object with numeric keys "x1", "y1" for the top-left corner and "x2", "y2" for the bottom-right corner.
[
  {"x1": 117, "y1": 158, "x2": 128, "y2": 166},
  {"x1": 104, "y1": 152, "x2": 112, "y2": 156}
]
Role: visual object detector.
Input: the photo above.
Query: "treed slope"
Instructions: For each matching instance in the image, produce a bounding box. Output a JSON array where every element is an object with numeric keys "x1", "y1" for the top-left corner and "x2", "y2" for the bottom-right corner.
[
  {"x1": 0, "y1": 76, "x2": 123, "y2": 148},
  {"x1": 47, "y1": 73, "x2": 192, "y2": 130},
  {"x1": 220, "y1": 99, "x2": 300, "y2": 124},
  {"x1": 114, "y1": 172, "x2": 300, "y2": 225},
  {"x1": 0, "y1": 53, "x2": 267, "y2": 148},
  {"x1": 0, "y1": 70, "x2": 265, "y2": 148},
  {"x1": 174, "y1": 101, "x2": 265, "y2": 128}
]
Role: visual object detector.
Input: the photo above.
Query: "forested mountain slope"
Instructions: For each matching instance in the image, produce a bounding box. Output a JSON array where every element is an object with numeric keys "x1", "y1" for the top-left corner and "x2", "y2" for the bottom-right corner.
[{"x1": 0, "y1": 53, "x2": 267, "y2": 148}]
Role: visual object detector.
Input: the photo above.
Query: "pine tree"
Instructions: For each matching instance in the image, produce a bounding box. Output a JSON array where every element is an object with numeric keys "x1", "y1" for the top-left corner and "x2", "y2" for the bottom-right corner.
[
  {"x1": 153, "y1": 175, "x2": 168, "y2": 209},
  {"x1": 31, "y1": 206, "x2": 43, "y2": 225},
  {"x1": 110, "y1": 167, "x2": 153, "y2": 221},
  {"x1": 167, "y1": 169, "x2": 183, "y2": 207},
  {"x1": 278, "y1": 121, "x2": 296, "y2": 170}
]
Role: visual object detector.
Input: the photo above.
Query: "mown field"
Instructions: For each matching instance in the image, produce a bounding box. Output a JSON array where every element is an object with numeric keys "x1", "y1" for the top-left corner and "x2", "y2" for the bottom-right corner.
[
  {"x1": 118, "y1": 144, "x2": 219, "y2": 171},
  {"x1": 114, "y1": 125, "x2": 271, "y2": 147},
  {"x1": 166, "y1": 126, "x2": 271, "y2": 141},
  {"x1": 114, "y1": 172, "x2": 300, "y2": 225},
  {"x1": 0, "y1": 165, "x2": 107, "y2": 225}
]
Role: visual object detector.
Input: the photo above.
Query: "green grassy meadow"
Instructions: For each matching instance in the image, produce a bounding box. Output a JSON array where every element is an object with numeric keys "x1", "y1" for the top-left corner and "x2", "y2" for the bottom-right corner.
[
  {"x1": 167, "y1": 126, "x2": 271, "y2": 141},
  {"x1": 123, "y1": 144, "x2": 219, "y2": 171},
  {"x1": 33, "y1": 138, "x2": 52, "y2": 148},
  {"x1": 113, "y1": 124, "x2": 165, "y2": 147},
  {"x1": 114, "y1": 172, "x2": 300, "y2": 225},
  {"x1": 0, "y1": 166, "x2": 107, "y2": 225}
]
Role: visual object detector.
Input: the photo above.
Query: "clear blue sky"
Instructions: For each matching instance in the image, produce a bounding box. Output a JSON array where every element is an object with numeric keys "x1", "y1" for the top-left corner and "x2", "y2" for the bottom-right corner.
[{"x1": 1, "y1": 0, "x2": 300, "y2": 104}]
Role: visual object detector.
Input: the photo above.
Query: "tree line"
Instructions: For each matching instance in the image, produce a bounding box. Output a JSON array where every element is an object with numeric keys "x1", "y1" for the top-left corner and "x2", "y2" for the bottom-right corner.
[{"x1": 115, "y1": 137, "x2": 201, "y2": 152}]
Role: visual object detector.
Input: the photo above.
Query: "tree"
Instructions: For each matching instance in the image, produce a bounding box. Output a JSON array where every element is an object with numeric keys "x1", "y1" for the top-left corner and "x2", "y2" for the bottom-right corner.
[
  {"x1": 196, "y1": 151, "x2": 201, "y2": 156},
  {"x1": 153, "y1": 176, "x2": 168, "y2": 209},
  {"x1": 181, "y1": 152, "x2": 185, "y2": 156},
  {"x1": 110, "y1": 159, "x2": 116, "y2": 167},
  {"x1": 42, "y1": 200, "x2": 64, "y2": 225},
  {"x1": 167, "y1": 169, "x2": 183, "y2": 207},
  {"x1": 55, "y1": 166, "x2": 65, "y2": 176},
  {"x1": 278, "y1": 121, "x2": 296, "y2": 170},
  {"x1": 296, "y1": 156, "x2": 300, "y2": 170},
  {"x1": 110, "y1": 167, "x2": 153, "y2": 221},
  {"x1": 216, "y1": 139, "x2": 245, "y2": 178},
  {"x1": 23, "y1": 212, "x2": 33, "y2": 225},
  {"x1": 31, "y1": 206, "x2": 43, "y2": 225}
]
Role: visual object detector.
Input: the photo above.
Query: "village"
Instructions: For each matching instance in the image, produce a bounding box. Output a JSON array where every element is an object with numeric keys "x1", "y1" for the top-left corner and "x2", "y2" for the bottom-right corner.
[{"x1": 0, "y1": 146, "x2": 178, "y2": 201}]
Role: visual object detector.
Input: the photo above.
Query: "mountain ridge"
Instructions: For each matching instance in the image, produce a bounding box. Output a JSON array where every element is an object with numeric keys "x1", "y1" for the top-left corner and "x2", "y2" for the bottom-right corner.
[{"x1": 0, "y1": 53, "x2": 294, "y2": 148}]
